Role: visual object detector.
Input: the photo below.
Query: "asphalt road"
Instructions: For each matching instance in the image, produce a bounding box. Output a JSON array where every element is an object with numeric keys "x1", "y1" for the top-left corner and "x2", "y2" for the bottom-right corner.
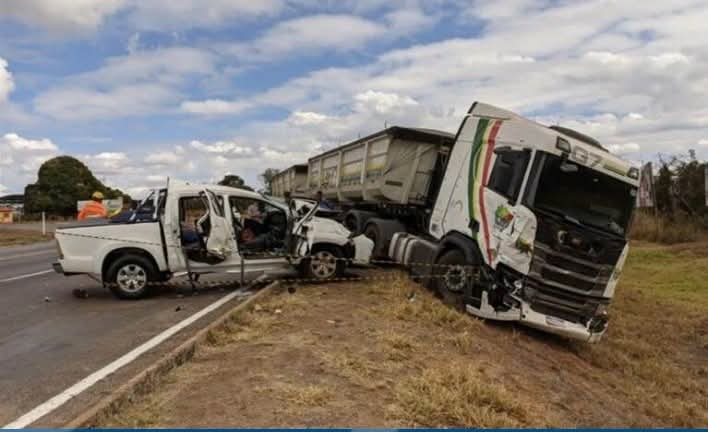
[{"x1": 0, "y1": 240, "x2": 253, "y2": 427}]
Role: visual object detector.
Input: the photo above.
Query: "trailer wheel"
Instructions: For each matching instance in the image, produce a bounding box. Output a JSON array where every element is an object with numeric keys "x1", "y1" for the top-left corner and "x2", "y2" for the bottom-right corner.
[
  {"x1": 432, "y1": 249, "x2": 470, "y2": 311},
  {"x1": 302, "y1": 244, "x2": 346, "y2": 281},
  {"x1": 363, "y1": 218, "x2": 406, "y2": 260},
  {"x1": 105, "y1": 254, "x2": 158, "y2": 300},
  {"x1": 343, "y1": 210, "x2": 377, "y2": 235}
]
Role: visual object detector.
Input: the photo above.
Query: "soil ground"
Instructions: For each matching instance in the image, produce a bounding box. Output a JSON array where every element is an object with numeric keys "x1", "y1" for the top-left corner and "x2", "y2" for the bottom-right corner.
[{"x1": 101, "y1": 242, "x2": 708, "y2": 428}]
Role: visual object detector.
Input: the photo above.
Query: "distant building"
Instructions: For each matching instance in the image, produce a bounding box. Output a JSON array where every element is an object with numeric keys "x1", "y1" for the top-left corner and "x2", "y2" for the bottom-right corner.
[{"x1": 0, "y1": 207, "x2": 13, "y2": 224}]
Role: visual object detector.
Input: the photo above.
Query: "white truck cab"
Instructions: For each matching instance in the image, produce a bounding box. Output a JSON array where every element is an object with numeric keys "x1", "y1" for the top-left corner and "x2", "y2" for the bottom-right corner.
[
  {"x1": 390, "y1": 102, "x2": 639, "y2": 342},
  {"x1": 53, "y1": 180, "x2": 373, "y2": 299}
]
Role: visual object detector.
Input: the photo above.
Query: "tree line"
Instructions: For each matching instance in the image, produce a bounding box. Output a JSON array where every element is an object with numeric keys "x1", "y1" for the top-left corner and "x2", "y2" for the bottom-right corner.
[{"x1": 651, "y1": 151, "x2": 708, "y2": 221}]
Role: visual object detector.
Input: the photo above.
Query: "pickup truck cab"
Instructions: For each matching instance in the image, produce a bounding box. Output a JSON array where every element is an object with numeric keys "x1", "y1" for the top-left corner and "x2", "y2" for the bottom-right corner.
[{"x1": 53, "y1": 180, "x2": 373, "y2": 299}]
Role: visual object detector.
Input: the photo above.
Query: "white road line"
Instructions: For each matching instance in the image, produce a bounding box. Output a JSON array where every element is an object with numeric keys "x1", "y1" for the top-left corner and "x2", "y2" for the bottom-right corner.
[
  {"x1": 2, "y1": 286, "x2": 251, "y2": 429},
  {"x1": 0, "y1": 269, "x2": 53, "y2": 283}
]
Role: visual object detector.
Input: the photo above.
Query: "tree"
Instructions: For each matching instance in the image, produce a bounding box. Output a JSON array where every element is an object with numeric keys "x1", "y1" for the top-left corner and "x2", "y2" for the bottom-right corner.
[
  {"x1": 654, "y1": 162, "x2": 673, "y2": 216},
  {"x1": 24, "y1": 156, "x2": 123, "y2": 216},
  {"x1": 259, "y1": 168, "x2": 279, "y2": 195},
  {"x1": 217, "y1": 174, "x2": 253, "y2": 191}
]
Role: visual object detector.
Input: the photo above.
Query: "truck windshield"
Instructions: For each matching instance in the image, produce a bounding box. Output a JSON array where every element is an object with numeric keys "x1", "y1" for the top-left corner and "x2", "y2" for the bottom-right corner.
[{"x1": 527, "y1": 152, "x2": 636, "y2": 236}]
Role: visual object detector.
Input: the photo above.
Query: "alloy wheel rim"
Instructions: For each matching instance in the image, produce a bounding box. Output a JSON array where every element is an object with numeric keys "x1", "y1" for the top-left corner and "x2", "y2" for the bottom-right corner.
[
  {"x1": 311, "y1": 251, "x2": 337, "y2": 279},
  {"x1": 116, "y1": 264, "x2": 147, "y2": 292}
]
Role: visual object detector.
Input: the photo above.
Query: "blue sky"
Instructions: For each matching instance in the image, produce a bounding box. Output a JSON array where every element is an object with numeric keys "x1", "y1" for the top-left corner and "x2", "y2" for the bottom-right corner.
[{"x1": 1, "y1": 0, "x2": 707, "y2": 196}]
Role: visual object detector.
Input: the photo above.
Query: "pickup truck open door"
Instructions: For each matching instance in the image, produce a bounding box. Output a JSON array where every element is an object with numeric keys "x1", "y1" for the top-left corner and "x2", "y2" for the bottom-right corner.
[
  {"x1": 202, "y1": 189, "x2": 236, "y2": 260},
  {"x1": 163, "y1": 184, "x2": 237, "y2": 272}
]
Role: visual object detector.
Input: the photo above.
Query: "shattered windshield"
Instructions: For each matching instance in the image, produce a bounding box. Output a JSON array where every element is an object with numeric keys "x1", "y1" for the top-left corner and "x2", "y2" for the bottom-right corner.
[{"x1": 526, "y1": 152, "x2": 636, "y2": 236}]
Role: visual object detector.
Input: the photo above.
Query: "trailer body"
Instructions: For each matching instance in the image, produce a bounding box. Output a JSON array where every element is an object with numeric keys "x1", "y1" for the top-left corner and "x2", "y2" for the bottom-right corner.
[
  {"x1": 271, "y1": 164, "x2": 308, "y2": 197},
  {"x1": 305, "y1": 127, "x2": 454, "y2": 207}
]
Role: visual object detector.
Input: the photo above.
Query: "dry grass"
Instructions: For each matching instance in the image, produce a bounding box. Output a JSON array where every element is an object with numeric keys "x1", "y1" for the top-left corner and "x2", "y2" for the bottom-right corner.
[
  {"x1": 100, "y1": 245, "x2": 707, "y2": 428},
  {"x1": 569, "y1": 242, "x2": 708, "y2": 427},
  {"x1": 388, "y1": 362, "x2": 533, "y2": 428},
  {"x1": 0, "y1": 228, "x2": 53, "y2": 246},
  {"x1": 630, "y1": 211, "x2": 705, "y2": 244}
]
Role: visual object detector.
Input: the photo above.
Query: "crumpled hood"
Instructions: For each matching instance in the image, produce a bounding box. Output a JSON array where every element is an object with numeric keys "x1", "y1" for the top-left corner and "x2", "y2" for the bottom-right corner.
[{"x1": 309, "y1": 216, "x2": 351, "y2": 237}]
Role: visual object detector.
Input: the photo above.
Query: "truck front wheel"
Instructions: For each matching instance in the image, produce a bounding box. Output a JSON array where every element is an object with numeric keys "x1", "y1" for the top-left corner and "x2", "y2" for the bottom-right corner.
[
  {"x1": 432, "y1": 249, "x2": 471, "y2": 311},
  {"x1": 105, "y1": 254, "x2": 158, "y2": 300}
]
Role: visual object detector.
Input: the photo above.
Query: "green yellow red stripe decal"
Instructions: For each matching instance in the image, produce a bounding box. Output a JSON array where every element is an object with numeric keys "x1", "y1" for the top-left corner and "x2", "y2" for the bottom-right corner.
[{"x1": 467, "y1": 118, "x2": 504, "y2": 264}]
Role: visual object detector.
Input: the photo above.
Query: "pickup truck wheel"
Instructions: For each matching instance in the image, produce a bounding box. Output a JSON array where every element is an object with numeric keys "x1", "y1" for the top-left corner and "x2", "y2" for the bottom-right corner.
[
  {"x1": 105, "y1": 254, "x2": 157, "y2": 300},
  {"x1": 433, "y1": 250, "x2": 470, "y2": 311},
  {"x1": 303, "y1": 245, "x2": 345, "y2": 281}
]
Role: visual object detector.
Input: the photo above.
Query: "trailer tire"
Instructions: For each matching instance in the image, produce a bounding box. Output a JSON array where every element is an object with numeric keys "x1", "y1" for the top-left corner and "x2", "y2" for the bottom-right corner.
[
  {"x1": 343, "y1": 210, "x2": 377, "y2": 235},
  {"x1": 432, "y1": 249, "x2": 470, "y2": 311},
  {"x1": 105, "y1": 254, "x2": 158, "y2": 300},
  {"x1": 363, "y1": 218, "x2": 406, "y2": 260},
  {"x1": 302, "y1": 244, "x2": 346, "y2": 281}
]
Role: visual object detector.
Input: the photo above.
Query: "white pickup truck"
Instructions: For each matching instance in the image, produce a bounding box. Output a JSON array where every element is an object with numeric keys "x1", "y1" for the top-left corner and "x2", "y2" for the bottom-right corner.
[{"x1": 53, "y1": 180, "x2": 373, "y2": 299}]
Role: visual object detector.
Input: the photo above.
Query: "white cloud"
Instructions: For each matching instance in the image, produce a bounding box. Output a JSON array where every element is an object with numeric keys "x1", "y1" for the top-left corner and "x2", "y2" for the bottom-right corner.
[
  {"x1": 288, "y1": 111, "x2": 330, "y2": 126},
  {"x1": 607, "y1": 142, "x2": 641, "y2": 155},
  {"x1": 35, "y1": 47, "x2": 215, "y2": 120},
  {"x1": 145, "y1": 152, "x2": 181, "y2": 165},
  {"x1": 698, "y1": 139, "x2": 708, "y2": 147},
  {"x1": 125, "y1": 0, "x2": 284, "y2": 31},
  {"x1": 228, "y1": 14, "x2": 385, "y2": 62},
  {"x1": 354, "y1": 90, "x2": 418, "y2": 114},
  {"x1": 2, "y1": 133, "x2": 57, "y2": 151},
  {"x1": 0, "y1": 0, "x2": 125, "y2": 33},
  {"x1": 0, "y1": 133, "x2": 59, "y2": 192},
  {"x1": 81, "y1": 152, "x2": 129, "y2": 175},
  {"x1": 0, "y1": 58, "x2": 15, "y2": 102},
  {"x1": 180, "y1": 99, "x2": 250, "y2": 115},
  {"x1": 35, "y1": 84, "x2": 177, "y2": 120},
  {"x1": 0, "y1": 0, "x2": 283, "y2": 33},
  {"x1": 189, "y1": 140, "x2": 254, "y2": 156}
]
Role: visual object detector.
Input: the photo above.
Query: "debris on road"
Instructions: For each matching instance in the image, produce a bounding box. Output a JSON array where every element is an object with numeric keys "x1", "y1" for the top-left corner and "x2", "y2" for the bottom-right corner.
[{"x1": 72, "y1": 288, "x2": 89, "y2": 299}]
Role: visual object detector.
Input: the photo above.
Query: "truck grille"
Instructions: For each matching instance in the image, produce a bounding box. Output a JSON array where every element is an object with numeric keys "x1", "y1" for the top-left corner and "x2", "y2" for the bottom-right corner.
[
  {"x1": 524, "y1": 278, "x2": 609, "y2": 325},
  {"x1": 530, "y1": 243, "x2": 613, "y2": 297}
]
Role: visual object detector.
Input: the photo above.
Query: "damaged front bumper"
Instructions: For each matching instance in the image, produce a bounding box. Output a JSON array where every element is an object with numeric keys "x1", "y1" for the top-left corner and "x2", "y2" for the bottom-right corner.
[
  {"x1": 467, "y1": 292, "x2": 607, "y2": 343},
  {"x1": 349, "y1": 234, "x2": 374, "y2": 265}
]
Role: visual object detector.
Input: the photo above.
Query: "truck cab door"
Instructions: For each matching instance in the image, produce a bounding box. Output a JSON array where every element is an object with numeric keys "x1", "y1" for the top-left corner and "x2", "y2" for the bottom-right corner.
[
  {"x1": 202, "y1": 189, "x2": 237, "y2": 260},
  {"x1": 481, "y1": 147, "x2": 535, "y2": 273}
]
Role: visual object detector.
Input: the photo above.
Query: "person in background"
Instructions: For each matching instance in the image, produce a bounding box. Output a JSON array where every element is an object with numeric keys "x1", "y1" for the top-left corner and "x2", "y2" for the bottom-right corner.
[
  {"x1": 77, "y1": 191, "x2": 108, "y2": 220},
  {"x1": 110, "y1": 196, "x2": 135, "y2": 222},
  {"x1": 316, "y1": 190, "x2": 334, "y2": 210}
]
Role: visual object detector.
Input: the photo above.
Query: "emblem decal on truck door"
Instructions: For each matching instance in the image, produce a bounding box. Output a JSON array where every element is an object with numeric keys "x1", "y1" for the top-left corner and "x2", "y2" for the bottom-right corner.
[{"x1": 468, "y1": 118, "x2": 504, "y2": 264}]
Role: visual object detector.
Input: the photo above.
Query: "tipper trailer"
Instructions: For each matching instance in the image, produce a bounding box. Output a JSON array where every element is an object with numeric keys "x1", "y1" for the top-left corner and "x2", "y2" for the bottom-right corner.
[
  {"x1": 285, "y1": 102, "x2": 639, "y2": 342},
  {"x1": 271, "y1": 164, "x2": 308, "y2": 197}
]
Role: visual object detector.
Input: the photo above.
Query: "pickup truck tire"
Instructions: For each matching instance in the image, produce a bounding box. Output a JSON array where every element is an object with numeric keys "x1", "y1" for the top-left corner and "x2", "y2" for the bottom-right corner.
[
  {"x1": 302, "y1": 244, "x2": 345, "y2": 281},
  {"x1": 105, "y1": 254, "x2": 158, "y2": 300},
  {"x1": 432, "y1": 249, "x2": 469, "y2": 311}
]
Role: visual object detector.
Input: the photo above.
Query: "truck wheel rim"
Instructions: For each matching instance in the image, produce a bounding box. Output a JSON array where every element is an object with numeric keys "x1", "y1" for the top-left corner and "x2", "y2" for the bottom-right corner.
[
  {"x1": 117, "y1": 264, "x2": 147, "y2": 292},
  {"x1": 444, "y1": 265, "x2": 467, "y2": 293},
  {"x1": 311, "y1": 251, "x2": 337, "y2": 279}
]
